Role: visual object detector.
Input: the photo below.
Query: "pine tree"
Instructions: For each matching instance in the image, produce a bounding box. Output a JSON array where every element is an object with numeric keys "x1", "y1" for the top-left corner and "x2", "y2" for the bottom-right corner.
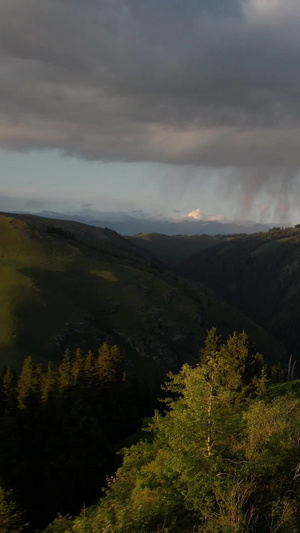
[
  {"x1": 17, "y1": 356, "x2": 41, "y2": 409},
  {"x1": 71, "y1": 348, "x2": 84, "y2": 383},
  {"x1": 83, "y1": 330, "x2": 300, "y2": 533},
  {"x1": 109, "y1": 345, "x2": 122, "y2": 380},
  {"x1": 97, "y1": 343, "x2": 122, "y2": 382},
  {"x1": 83, "y1": 349, "x2": 96, "y2": 384},
  {"x1": 41, "y1": 362, "x2": 56, "y2": 403},
  {"x1": 199, "y1": 326, "x2": 221, "y2": 364},
  {"x1": 58, "y1": 349, "x2": 73, "y2": 390},
  {"x1": 0, "y1": 487, "x2": 25, "y2": 533},
  {"x1": 2, "y1": 367, "x2": 17, "y2": 413},
  {"x1": 270, "y1": 362, "x2": 284, "y2": 383}
]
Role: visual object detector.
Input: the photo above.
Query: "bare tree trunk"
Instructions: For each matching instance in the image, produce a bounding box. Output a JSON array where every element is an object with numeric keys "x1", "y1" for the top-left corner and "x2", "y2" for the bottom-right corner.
[{"x1": 207, "y1": 381, "x2": 213, "y2": 456}]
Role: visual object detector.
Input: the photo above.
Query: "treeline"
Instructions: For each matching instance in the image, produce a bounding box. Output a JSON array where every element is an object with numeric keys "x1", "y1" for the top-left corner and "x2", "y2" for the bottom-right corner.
[
  {"x1": 45, "y1": 223, "x2": 160, "y2": 271},
  {"x1": 0, "y1": 344, "x2": 161, "y2": 530},
  {"x1": 45, "y1": 330, "x2": 300, "y2": 532},
  {"x1": 45, "y1": 224, "x2": 76, "y2": 241}
]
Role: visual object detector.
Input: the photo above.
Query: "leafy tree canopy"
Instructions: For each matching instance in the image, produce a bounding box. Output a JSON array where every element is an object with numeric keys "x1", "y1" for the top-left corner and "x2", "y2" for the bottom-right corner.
[{"x1": 60, "y1": 330, "x2": 300, "y2": 533}]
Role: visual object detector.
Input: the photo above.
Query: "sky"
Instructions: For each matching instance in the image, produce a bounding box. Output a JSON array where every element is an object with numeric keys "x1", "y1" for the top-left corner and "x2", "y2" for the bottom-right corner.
[{"x1": 2, "y1": 0, "x2": 300, "y2": 224}]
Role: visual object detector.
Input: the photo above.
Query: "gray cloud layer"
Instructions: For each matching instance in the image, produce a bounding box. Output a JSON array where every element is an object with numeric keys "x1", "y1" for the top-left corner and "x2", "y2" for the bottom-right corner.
[{"x1": 1, "y1": 0, "x2": 300, "y2": 167}]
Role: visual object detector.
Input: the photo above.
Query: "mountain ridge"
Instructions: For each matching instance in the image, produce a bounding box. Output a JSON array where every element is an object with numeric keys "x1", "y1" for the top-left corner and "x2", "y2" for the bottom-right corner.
[{"x1": 13, "y1": 209, "x2": 278, "y2": 236}]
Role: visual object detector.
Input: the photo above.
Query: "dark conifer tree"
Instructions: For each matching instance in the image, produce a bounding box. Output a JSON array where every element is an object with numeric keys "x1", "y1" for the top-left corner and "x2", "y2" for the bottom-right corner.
[
  {"x1": 83, "y1": 349, "x2": 96, "y2": 384},
  {"x1": 71, "y1": 348, "x2": 84, "y2": 384},
  {"x1": 41, "y1": 363, "x2": 56, "y2": 403},
  {"x1": 57, "y1": 349, "x2": 72, "y2": 390},
  {"x1": 2, "y1": 367, "x2": 17, "y2": 414},
  {"x1": 0, "y1": 487, "x2": 25, "y2": 533},
  {"x1": 17, "y1": 356, "x2": 41, "y2": 409},
  {"x1": 97, "y1": 343, "x2": 122, "y2": 382}
]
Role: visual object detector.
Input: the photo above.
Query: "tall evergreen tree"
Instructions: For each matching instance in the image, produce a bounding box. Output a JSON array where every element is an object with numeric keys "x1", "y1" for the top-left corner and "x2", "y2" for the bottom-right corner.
[
  {"x1": 0, "y1": 488, "x2": 25, "y2": 533},
  {"x1": 76, "y1": 330, "x2": 283, "y2": 533},
  {"x1": 57, "y1": 349, "x2": 73, "y2": 390},
  {"x1": 71, "y1": 348, "x2": 84, "y2": 384},
  {"x1": 97, "y1": 343, "x2": 122, "y2": 382},
  {"x1": 2, "y1": 367, "x2": 17, "y2": 413},
  {"x1": 83, "y1": 349, "x2": 95, "y2": 384},
  {"x1": 41, "y1": 363, "x2": 56, "y2": 403},
  {"x1": 17, "y1": 356, "x2": 41, "y2": 409}
]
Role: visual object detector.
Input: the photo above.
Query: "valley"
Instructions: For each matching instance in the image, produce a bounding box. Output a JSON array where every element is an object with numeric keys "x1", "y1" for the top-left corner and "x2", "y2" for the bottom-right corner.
[{"x1": 0, "y1": 212, "x2": 299, "y2": 532}]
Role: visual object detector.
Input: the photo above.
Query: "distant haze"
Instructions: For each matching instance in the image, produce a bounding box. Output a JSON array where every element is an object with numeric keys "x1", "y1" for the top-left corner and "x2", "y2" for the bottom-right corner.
[{"x1": 15, "y1": 209, "x2": 279, "y2": 237}]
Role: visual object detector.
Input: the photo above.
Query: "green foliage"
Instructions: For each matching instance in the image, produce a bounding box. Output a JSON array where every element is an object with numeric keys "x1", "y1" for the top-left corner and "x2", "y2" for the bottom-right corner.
[
  {"x1": 66, "y1": 330, "x2": 300, "y2": 533},
  {"x1": 0, "y1": 342, "x2": 160, "y2": 531},
  {"x1": 0, "y1": 488, "x2": 25, "y2": 533},
  {"x1": 57, "y1": 349, "x2": 72, "y2": 390},
  {"x1": 41, "y1": 363, "x2": 56, "y2": 403},
  {"x1": 2, "y1": 367, "x2": 17, "y2": 412},
  {"x1": 0, "y1": 212, "x2": 285, "y2": 374},
  {"x1": 71, "y1": 348, "x2": 84, "y2": 383},
  {"x1": 42, "y1": 514, "x2": 72, "y2": 533},
  {"x1": 45, "y1": 225, "x2": 76, "y2": 242},
  {"x1": 270, "y1": 362, "x2": 285, "y2": 383},
  {"x1": 2, "y1": 367, "x2": 17, "y2": 394},
  {"x1": 97, "y1": 342, "x2": 122, "y2": 382},
  {"x1": 17, "y1": 356, "x2": 41, "y2": 409},
  {"x1": 0, "y1": 213, "x2": 210, "y2": 371}
]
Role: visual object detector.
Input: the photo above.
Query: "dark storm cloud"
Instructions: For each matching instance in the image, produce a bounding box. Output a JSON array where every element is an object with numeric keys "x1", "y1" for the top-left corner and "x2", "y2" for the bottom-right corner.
[{"x1": 1, "y1": 0, "x2": 300, "y2": 167}]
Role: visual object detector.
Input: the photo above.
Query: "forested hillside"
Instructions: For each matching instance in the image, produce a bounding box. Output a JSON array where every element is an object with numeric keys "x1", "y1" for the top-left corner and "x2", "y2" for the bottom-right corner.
[
  {"x1": 129, "y1": 233, "x2": 227, "y2": 267},
  {"x1": 0, "y1": 343, "x2": 162, "y2": 529},
  {"x1": 178, "y1": 226, "x2": 300, "y2": 358},
  {"x1": 40, "y1": 330, "x2": 300, "y2": 533},
  {"x1": 1, "y1": 214, "x2": 298, "y2": 532}
]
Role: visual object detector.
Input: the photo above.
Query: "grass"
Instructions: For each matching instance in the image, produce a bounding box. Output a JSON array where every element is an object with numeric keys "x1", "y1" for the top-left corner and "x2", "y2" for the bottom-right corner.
[
  {"x1": 0, "y1": 213, "x2": 287, "y2": 370},
  {"x1": 0, "y1": 215, "x2": 204, "y2": 369},
  {"x1": 250, "y1": 239, "x2": 285, "y2": 256}
]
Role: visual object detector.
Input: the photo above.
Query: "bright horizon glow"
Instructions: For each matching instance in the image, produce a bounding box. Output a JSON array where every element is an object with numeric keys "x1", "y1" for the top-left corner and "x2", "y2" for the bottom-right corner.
[{"x1": 1, "y1": 149, "x2": 299, "y2": 226}]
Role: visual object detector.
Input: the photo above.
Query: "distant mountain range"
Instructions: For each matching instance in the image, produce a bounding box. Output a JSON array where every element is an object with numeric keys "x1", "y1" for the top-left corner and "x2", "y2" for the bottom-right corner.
[{"x1": 15, "y1": 209, "x2": 280, "y2": 236}]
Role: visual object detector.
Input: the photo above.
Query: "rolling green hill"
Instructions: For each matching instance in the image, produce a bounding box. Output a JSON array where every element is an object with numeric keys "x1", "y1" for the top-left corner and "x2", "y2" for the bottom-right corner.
[
  {"x1": 0, "y1": 214, "x2": 284, "y2": 369},
  {"x1": 0, "y1": 214, "x2": 201, "y2": 369}
]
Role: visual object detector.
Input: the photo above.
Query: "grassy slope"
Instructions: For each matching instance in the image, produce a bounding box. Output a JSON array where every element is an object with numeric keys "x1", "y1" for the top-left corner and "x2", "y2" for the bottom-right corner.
[
  {"x1": 0, "y1": 215, "x2": 206, "y2": 369},
  {"x1": 0, "y1": 214, "x2": 285, "y2": 370},
  {"x1": 15, "y1": 213, "x2": 157, "y2": 263}
]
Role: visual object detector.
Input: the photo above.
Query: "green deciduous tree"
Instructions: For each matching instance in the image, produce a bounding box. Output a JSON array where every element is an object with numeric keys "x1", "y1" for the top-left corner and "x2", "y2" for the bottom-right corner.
[{"x1": 73, "y1": 330, "x2": 300, "y2": 533}]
